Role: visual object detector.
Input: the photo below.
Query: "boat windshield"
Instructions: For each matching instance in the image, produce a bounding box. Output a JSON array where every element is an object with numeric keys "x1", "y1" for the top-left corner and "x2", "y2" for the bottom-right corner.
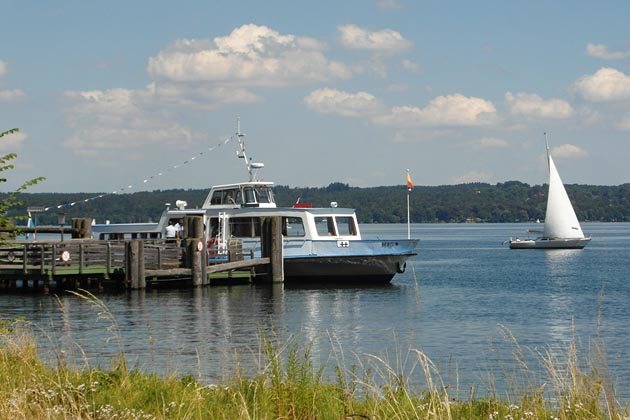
[
  {"x1": 244, "y1": 187, "x2": 256, "y2": 204},
  {"x1": 254, "y1": 186, "x2": 273, "y2": 204}
]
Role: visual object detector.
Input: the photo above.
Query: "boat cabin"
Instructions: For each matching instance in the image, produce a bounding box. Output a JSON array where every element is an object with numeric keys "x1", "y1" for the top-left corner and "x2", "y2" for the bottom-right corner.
[
  {"x1": 205, "y1": 210, "x2": 359, "y2": 241},
  {"x1": 202, "y1": 182, "x2": 276, "y2": 209}
]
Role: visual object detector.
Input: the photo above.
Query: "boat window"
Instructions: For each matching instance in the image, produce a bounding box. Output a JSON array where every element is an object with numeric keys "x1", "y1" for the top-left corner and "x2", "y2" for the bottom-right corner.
[
  {"x1": 224, "y1": 190, "x2": 237, "y2": 205},
  {"x1": 211, "y1": 189, "x2": 240, "y2": 205},
  {"x1": 210, "y1": 191, "x2": 223, "y2": 205},
  {"x1": 244, "y1": 187, "x2": 256, "y2": 204},
  {"x1": 314, "y1": 216, "x2": 336, "y2": 236},
  {"x1": 234, "y1": 189, "x2": 243, "y2": 205},
  {"x1": 230, "y1": 217, "x2": 261, "y2": 238},
  {"x1": 283, "y1": 217, "x2": 305, "y2": 237},
  {"x1": 335, "y1": 216, "x2": 357, "y2": 236},
  {"x1": 255, "y1": 186, "x2": 273, "y2": 203}
]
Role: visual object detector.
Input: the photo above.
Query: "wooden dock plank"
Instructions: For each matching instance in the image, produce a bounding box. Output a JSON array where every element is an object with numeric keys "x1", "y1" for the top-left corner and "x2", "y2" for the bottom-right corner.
[{"x1": 206, "y1": 258, "x2": 270, "y2": 273}]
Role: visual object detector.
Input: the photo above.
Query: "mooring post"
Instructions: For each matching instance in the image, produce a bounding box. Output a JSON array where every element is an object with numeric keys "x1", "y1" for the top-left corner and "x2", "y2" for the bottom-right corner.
[
  {"x1": 270, "y1": 216, "x2": 284, "y2": 283},
  {"x1": 106, "y1": 242, "x2": 112, "y2": 277},
  {"x1": 137, "y1": 241, "x2": 145, "y2": 289},
  {"x1": 51, "y1": 243, "x2": 56, "y2": 277},
  {"x1": 261, "y1": 216, "x2": 284, "y2": 283},
  {"x1": 126, "y1": 240, "x2": 137, "y2": 289},
  {"x1": 185, "y1": 216, "x2": 206, "y2": 287},
  {"x1": 126, "y1": 240, "x2": 145, "y2": 289},
  {"x1": 71, "y1": 218, "x2": 93, "y2": 239}
]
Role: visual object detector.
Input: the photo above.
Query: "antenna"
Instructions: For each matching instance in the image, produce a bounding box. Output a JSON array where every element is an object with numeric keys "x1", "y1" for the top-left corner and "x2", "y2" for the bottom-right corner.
[{"x1": 234, "y1": 116, "x2": 265, "y2": 182}]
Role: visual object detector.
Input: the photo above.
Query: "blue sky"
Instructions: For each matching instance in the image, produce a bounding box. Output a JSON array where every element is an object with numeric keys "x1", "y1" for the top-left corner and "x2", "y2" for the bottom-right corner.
[{"x1": 2, "y1": 0, "x2": 630, "y2": 193}]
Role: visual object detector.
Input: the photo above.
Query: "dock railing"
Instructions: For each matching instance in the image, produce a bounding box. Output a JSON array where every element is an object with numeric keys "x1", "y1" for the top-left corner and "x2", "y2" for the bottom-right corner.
[{"x1": 0, "y1": 215, "x2": 283, "y2": 291}]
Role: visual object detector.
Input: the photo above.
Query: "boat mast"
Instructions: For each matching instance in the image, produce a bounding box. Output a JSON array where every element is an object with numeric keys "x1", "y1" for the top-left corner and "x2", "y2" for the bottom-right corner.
[
  {"x1": 235, "y1": 117, "x2": 264, "y2": 182},
  {"x1": 544, "y1": 131, "x2": 550, "y2": 169}
]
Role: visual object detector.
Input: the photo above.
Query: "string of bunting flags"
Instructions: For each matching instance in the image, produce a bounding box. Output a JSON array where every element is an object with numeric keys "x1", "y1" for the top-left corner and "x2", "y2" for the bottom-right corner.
[{"x1": 41, "y1": 135, "x2": 236, "y2": 212}]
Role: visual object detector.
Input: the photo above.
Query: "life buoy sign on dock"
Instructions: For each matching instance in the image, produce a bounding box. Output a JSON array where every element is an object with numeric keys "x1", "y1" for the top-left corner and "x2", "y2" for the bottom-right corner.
[{"x1": 60, "y1": 250, "x2": 71, "y2": 263}]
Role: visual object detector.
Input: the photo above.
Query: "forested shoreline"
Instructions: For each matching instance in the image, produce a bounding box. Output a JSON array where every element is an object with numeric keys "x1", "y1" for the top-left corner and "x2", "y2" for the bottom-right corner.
[{"x1": 4, "y1": 181, "x2": 630, "y2": 225}]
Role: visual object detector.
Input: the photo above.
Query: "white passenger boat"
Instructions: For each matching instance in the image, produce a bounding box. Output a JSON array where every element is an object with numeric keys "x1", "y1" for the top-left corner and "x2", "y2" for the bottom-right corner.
[{"x1": 92, "y1": 124, "x2": 419, "y2": 283}]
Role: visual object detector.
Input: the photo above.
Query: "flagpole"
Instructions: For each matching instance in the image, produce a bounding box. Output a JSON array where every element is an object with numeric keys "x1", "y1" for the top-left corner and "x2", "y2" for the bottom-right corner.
[
  {"x1": 407, "y1": 187, "x2": 410, "y2": 239},
  {"x1": 406, "y1": 169, "x2": 411, "y2": 239}
]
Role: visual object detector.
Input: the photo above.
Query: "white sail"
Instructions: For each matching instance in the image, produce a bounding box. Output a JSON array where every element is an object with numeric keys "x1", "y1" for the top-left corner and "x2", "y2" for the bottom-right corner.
[{"x1": 542, "y1": 153, "x2": 585, "y2": 239}]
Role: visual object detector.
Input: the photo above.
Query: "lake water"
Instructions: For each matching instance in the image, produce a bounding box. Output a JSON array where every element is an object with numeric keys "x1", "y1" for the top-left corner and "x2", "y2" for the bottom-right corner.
[{"x1": 1, "y1": 222, "x2": 629, "y2": 399}]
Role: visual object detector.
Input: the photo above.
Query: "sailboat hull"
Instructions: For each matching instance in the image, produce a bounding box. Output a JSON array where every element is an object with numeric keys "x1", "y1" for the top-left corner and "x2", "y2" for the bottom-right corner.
[{"x1": 509, "y1": 237, "x2": 591, "y2": 249}]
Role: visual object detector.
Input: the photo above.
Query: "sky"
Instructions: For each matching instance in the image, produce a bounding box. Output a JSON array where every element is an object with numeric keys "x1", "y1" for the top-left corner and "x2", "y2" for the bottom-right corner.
[{"x1": 2, "y1": 0, "x2": 630, "y2": 194}]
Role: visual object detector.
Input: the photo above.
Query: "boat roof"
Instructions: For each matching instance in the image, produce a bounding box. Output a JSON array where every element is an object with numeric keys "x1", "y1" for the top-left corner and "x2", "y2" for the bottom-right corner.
[{"x1": 210, "y1": 181, "x2": 274, "y2": 190}]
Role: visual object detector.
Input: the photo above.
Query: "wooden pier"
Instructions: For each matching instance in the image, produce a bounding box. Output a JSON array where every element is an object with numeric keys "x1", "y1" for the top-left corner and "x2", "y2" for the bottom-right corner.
[{"x1": 0, "y1": 216, "x2": 284, "y2": 293}]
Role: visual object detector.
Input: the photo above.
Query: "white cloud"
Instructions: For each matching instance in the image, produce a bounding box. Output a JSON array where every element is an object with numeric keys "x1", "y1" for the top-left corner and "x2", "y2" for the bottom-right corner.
[
  {"x1": 374, "y1": 94, "x2": 497, "y2": 127},
  {"x1": 573, "y1": 67, "x2": 630, "y2": 102},
  {"x1": 586, "y1": 43, "x2": 630, "y2": 60},
  {"x1": 470, "y1": 137, "x2": 509, "y2": 149},
  {"x1": 63, "y1": 87, "x2": 192, "y2": 159},
  {"x1": 0, "y1": 60, "x2": 26, "y2": 102},
  {"x1": 0, "y1": 89, "x2": 26, "y2": 102},
  {"x1": 146, "y1": 82, "x2": 262, "y2": 109},
  {"x1": 147, "y1": 24, "x2": 351, "y2": 86},
  {"x1": 550, "y1": 144, "x2": 587, "y2": 159},
  {"x1": 338, "y1": 24, "x2": 413, "y2": 54},
  {"x1": 452, "y1": 171, "x2": 494, "y2": 184},
  {"x1": 0, "y1": 130, "x2": 27, "y2": 152},
  {"x1": 505, "y1": 92, "x2": 573, "y2": 119},
  {"x1": 304, "y1": 88, "x2": 384, "y2": 117},
  {"x1": 402, "y1": 59, "x2": 421, "y2": 73}
]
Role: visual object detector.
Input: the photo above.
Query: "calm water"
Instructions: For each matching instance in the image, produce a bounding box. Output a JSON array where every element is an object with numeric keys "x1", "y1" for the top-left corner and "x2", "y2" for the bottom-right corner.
[{"x1": 1, "y1": 223, "x2": 629, "y2": 398}]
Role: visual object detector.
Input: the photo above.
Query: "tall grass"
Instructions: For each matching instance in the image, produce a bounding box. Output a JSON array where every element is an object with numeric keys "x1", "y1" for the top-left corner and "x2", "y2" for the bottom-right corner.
[{"x1": 0, "y1": 292, "x2": 628, "y2": 419}]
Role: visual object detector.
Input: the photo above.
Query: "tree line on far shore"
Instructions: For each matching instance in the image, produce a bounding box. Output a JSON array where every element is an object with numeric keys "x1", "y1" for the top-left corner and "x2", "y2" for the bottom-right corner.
[{"x1": 4, "y1": 181, "x2": 630, "y2": 225}]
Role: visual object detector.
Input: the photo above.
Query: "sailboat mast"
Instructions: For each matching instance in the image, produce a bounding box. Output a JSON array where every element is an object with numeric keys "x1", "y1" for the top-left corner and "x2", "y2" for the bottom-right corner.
[{"x1": 544, "y1": 132, "x2": 550, "y2": 170}]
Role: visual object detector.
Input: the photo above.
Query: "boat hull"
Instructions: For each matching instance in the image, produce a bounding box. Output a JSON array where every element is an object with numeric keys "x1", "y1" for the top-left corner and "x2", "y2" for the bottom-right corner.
[
  {"x1": 509, "y1": 237, "x2": 591, "y2": 249},
  {"x1": 248, "y1": 237, "x2": 418, "y2": 283},
  {"x1": 282, "y1": 253, "x2": 415, "y2": 283}
]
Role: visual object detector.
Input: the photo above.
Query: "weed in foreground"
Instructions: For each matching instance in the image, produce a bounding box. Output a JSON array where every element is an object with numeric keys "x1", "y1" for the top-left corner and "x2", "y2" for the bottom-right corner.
[{"x1": 1, "y1": 291, "x2": 629, "y2": 419}]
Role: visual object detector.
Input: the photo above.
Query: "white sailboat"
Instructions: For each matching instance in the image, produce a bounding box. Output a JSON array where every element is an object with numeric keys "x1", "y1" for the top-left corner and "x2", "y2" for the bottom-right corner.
[{"x1": 509, "y1": 135, "x2": 591, "y2": 249}]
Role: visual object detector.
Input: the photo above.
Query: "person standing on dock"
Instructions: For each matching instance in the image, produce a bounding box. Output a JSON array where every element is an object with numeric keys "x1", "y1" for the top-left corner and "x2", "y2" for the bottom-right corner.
[
  {"x1": 166, "y1": 220, "x2": 179, "y2": 242},
  {"x1": 176, "y1": 219, "x2": 184, "y2": 238}
]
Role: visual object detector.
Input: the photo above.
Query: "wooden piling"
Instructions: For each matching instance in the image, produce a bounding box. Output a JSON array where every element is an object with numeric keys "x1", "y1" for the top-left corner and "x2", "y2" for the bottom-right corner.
[
  {"x1": 270, "y1": 217, "x2": 284, "y2": 283},
  {"x1": 71, "y1": 218, "x2": 93, "y2": 239},
  {"x1": 126, "y1": 240, "x2": 145, "y2": 289},
  {"x1": 184, "y1": 216, "x2": 205, "y2": 287},
  {"x1": 188, "y1": 239, "x2": 201, "y2": 287},
  {"x1": 261, "y1": 216, "x2": 284, "y2": 283}
]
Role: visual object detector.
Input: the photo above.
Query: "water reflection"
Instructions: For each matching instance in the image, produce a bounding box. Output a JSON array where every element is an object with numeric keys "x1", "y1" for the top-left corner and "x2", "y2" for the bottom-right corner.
[
  {"x1": 2, "y1": 224, "x2": 630, "y2": 399},
  {"x1": 543, "y1": 249, "x2": 582, "y2": 276}
]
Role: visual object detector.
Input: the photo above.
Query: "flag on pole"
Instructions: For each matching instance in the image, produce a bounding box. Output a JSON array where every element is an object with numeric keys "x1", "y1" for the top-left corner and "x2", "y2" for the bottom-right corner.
[{"x1": 406, "y1": 170, "x2": 414, "y2": 190}]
